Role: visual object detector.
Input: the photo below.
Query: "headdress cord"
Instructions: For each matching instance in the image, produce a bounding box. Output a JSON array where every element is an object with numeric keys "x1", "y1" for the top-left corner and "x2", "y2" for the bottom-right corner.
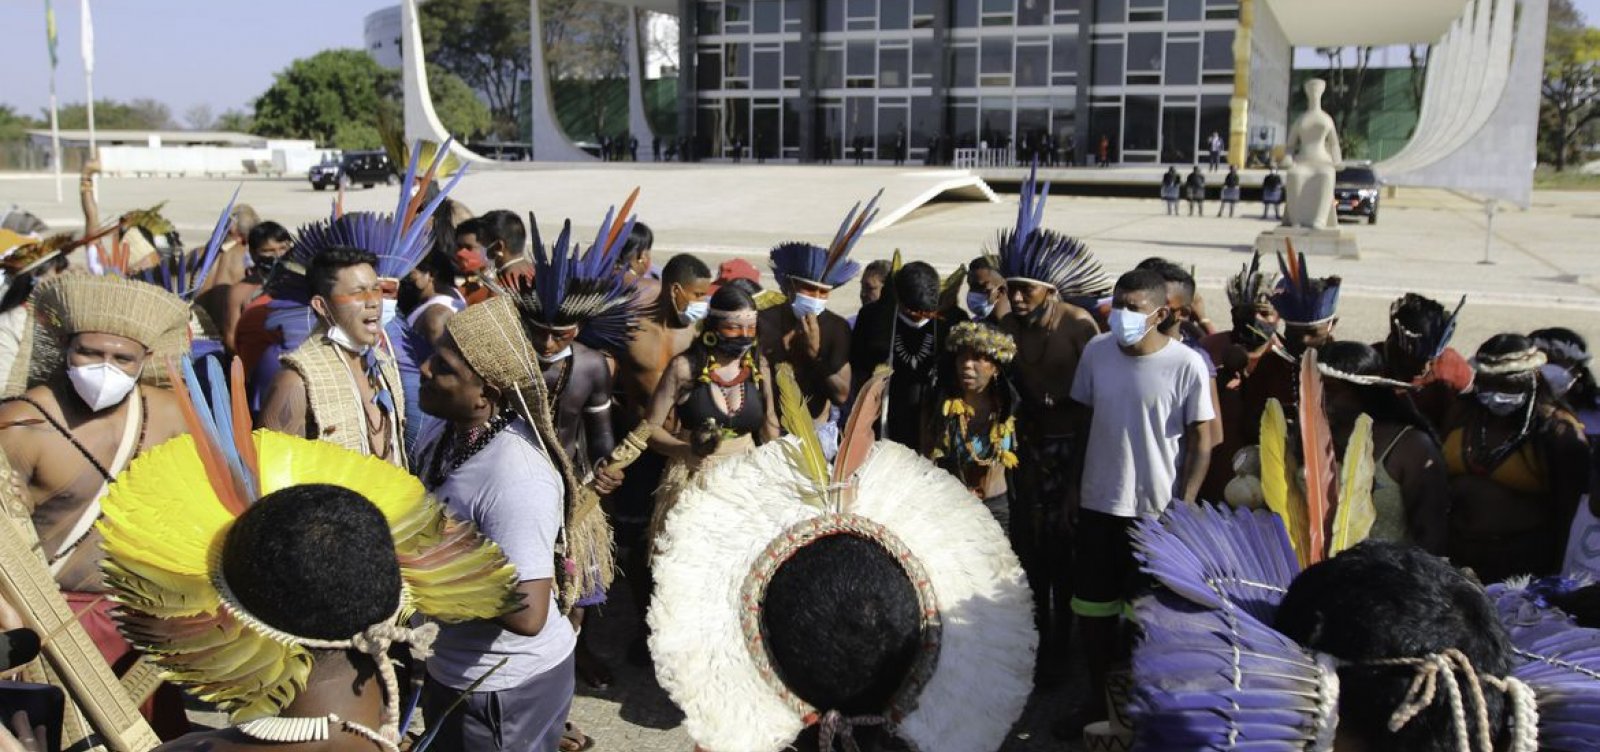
[
  {"x1": 299, "y1": 621, "x2": 440, "y2": 744},
  {"x1": 817, "y1": 709, "x2": 889, "y2": 752},
  {"x1": 1365, "y1": 648, "x2": 1538, "y2": 752}
]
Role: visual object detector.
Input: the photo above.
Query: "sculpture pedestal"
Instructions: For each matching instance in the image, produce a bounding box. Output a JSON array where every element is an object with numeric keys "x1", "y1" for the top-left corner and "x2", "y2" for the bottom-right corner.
[{"x1": 1255, "y1": 225, "x2": 1360, "y2": 260}]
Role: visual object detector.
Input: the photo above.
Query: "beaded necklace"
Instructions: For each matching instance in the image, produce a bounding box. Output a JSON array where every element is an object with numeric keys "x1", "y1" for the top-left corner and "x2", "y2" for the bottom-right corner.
[{"x1": 425, "y1": 410, "x2": 514, "y2": 488}]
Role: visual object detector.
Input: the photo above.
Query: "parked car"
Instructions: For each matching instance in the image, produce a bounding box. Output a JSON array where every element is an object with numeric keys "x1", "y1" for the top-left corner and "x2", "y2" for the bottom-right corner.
[
  {"x1": 308, "y1": 151, "x2": 395, "y2": 191},
  {"x1": 1334, "y1": 164, "x2": 1381, "y2": 224}
]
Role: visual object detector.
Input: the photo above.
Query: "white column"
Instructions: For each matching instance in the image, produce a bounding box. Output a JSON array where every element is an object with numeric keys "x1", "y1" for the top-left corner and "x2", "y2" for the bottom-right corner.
[
  {"x1": 526, "y1": 0, "x2": 593, "y2": 161},
  {"x1": 400, "y1": 0, "x2": 485, "y2": 164},
  {"x1": 626, "y1": 8, "x2": 658, "y2": 161}
]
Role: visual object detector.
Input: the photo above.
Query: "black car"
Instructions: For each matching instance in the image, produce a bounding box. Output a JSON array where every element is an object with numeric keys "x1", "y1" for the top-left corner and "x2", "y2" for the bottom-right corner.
[
  {"x1": 308, "y1": 150, "x2": 395, "y2": 191},
  {"x1": 1334, "y1": 165, "x2": 1381, "y2": 224}
]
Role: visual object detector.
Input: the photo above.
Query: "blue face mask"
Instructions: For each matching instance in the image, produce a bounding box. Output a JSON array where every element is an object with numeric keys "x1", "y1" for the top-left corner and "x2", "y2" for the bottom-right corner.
[
  {"x1": 681, "y1": 299, "x2": 710, "y2": 324},
  {"x1": 1109, "y1": 307, "x2": 1155, "y2": 347},
  {"x1": 967, "y1": 291, "x2": 995, "y2": 319},
  {"x1": 791, "y1": 292, "x2": 828, "y2": 318}
]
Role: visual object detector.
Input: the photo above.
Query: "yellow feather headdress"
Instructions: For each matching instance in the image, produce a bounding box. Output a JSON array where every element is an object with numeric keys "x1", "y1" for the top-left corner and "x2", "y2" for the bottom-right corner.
[{"x1": 97, "y1": 358, "x2": 518, "y2": 739}]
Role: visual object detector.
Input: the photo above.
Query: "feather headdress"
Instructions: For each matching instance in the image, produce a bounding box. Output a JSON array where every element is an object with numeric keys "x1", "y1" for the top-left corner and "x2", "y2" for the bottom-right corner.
[
  {"x1": 98, "y1": 357, "x2": 518, "y2": 739},
  {"x1": 995, "y1": 164, "x2": 1108, "y2": 297},
  {"x1": 124, "y1": 186, "x2": 239, "y2": 301},
  {"x1": 1389, "y1": 293, "x2": 1466, "y2": 362},
  {"x1": 769, "y1": 190, "x2": 881, "y2": 290},
  {"x1": 1225, "y1": 250, "x2": 1280, "y2": 309},
  {"x1": 268, "y1": 141, "x2": 465, "y2": 304},
  {"x1": 1485, "y1": 577, "x2": 1600, "y2": 752},
  {"x1": 1271, "y1": 245, "x2": 1341, "y2": 325},
  {"x1": 491, "y1": 193, "x2": 642, "y2": 353}
]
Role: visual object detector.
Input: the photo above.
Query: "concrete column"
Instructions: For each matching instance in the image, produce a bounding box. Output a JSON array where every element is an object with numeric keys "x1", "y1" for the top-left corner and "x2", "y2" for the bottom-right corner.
[
  {"x1": 626, "y1": 8, "x2": 659, "y2": 160},
  {"x1": 677, "y1": 0, "x2": 698, "y2": 160},
  {"x1": 527, "y1": 0, "x2": 593, "y2": 161},
  {"x1": 797, "y1": 0, "x2": 818, "y2": 161},
  {"x1": 400, "y1": 0, "x2": 484, "y2": 163}
]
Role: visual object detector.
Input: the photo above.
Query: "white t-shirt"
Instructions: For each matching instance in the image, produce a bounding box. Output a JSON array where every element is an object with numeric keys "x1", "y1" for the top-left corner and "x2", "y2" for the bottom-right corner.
[
  {"x1": 419, "y1": 418, "x2": 577, "y2": 692},
  {"x1": 1071, "y1": 334, "x2": 1215, "y2": 519}
]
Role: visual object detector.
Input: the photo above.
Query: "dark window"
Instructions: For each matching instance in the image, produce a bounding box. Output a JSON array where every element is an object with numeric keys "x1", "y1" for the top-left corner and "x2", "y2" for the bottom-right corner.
[
  {"x1": 911, "y1": 95, "x2": 940, "y2": 146},
  {"x1": 849, "y1": 0, "x2": 876, "y2": 20},
  {"x1": 729, "y1": 98, "x2": 751, "y2": 149},
  {"x1": 1094, "y1": 0, "x2": 1124, "y2": 23},
  {"x1": 1337, "y1": 168, "x2": 1377, "y2": 185},
  {"x1": 880, "y1": 47, "x2": 910, "y2": 87},
  {"x1": 915, "y1": 0, "x2": 938, "y2": 15},
  {"x1": 1089, "y1": 106, "x2": 1121, "y2": 161},
  {"x1": 697, "y1": 49, "x2": 723, "y2": 90},
  {"x1": 878, "y1": 105, "x2": 908, "y2": 157},
  {"x1": 753, "y1": 106, "x2": 780, "y2": 156},
  {"x1": 954, "y1": 0, "x2": 980, "y2": 26},
  {"x1": 952, "y1": 46, "x2": 978, "y2": 87},
  {"x1": 784, "y1": 100, "x2": 801, "y2": 148},
  {"x1": 980, "y1": 103, "x2": 1012, "y2": 145},
  {"x1": 983, "y1": 0, "x2": 1014, "y2": 13},
  {"x1": 824, "y1": 0, "x2": 847, "y2": 30},
  {"x1": 951, "y1": 103, "x2": 978, "y2": 147},
  {"x1": 698, "y1": 2, "x2": 722, "y2": 34},
  {"x1": 913, "y1": 37, "x2": 936, "y2": 79},
  {"x1": 1169, "y1": 0, "x2": 1203, "y2": 21},
  {"x1": 1052, "y1": 33, "x2": 1079, "y2": 73},
  {"x1": 754, "y1": 50, "x2": 781, "y2": 89},
  {"x1": 786, "y1": 0, "x2": 805, "y2": 20},
  {"x1": 697, "y1": 106, "x2": 723, "y2": 153},
  {"x1": 784, "y1": 42, "x2": 804, "y2": 80},
  {"x1": 821, "y1": 48, "x2": 845, "y2": 88},
  {"x1": 1165, "y1": 40, "x2": 1199, "y2": 85},
  {"x1": 754, "y1": 0, "x2": 782, "y2": 33},
  {"x1": 1127, "y1": 32, "x2": 1162, "y2": 72},
  {"x1": 848, "y1": 40, "x2": 876, "y2": 77},
  {"x1": 981, "y1": 37, "x2": 1013, "y2": 75},
  {"x1": 727, "y1": 43, "x2": 751, "y2": 78},
  {"x1": 1092, "y1": 41, "x2": 1123, "y2": 87},
  {"x1": 847, "y1": 97, "x2": 876, "y2": 154},
  {"x1": 1204, "y1": 30, "x2": 1234, "y2": 70},
  {"x1": 880, "y1": 0, "x2": 910, "y2": 29},
  {"x1": 1124, "y1": 95, "x2": 1158, "y2": 151},
  {"x1": 1128, "y1": 0, "x2": 1162, "y2": 21},
  {"x1": 726, "y1": 0, "x2": 750, "y2": 24},
  {"x1": 1018, "y1": 0, "x2": 1049, "y2": 24},
  {"x1": 1200, "y1": 94, "x2": 1230, "y2": 151},
  {"x1": 1017, "y1": 44, "x2": 1049, "y2": 87},
  {"x1": 1161, "y1": 104, "x2": 1196, "y2": 162}
]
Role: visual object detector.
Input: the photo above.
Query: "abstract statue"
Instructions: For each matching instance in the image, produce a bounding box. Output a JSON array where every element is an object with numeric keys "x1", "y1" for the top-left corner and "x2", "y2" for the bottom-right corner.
[{"x1": 1282, "y1": 79, "x2": 1342, "y2": 230}]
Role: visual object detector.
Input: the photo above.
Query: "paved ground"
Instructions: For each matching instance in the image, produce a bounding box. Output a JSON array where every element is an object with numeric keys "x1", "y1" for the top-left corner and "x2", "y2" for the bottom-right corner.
[{"x1": 9, "y1": 165, "x2": 1598, "y2": 750}]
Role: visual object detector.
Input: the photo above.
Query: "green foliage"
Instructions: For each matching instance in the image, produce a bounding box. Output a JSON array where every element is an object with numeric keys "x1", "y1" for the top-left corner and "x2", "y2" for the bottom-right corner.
[
  {"x1": 0, "y1": 105, "x2": 42, "y2": 141},
  {"x1": 1539, "y1": 2, "x2": 1600, "y2": 170},
  {"x1": 332, "y1": 121, "x2": 385, "y2": 151},
  {"x1": 49, "y1": 98, "x2": 175, "y2": 130},
  {"x1": 214, "y1": 109, "x2": 255, "y2": 134},
  {"x1": 420, "y1": 0, "x2": 531, "y2": 140},
  {"x1": 253, "y1": 49, "x2": 398, "y2": 145},
  {"x1": 426, "y1": 63, "x2": 493, "y2": 140}
]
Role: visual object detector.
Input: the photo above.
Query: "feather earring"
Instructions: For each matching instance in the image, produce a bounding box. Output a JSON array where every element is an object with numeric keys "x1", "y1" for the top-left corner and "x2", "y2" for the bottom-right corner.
[{"x1": 1298, "y1": 348, "x2": 1340, "y2": 564}]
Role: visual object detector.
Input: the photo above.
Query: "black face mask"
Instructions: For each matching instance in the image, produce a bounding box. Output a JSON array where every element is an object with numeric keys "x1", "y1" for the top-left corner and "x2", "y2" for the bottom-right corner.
[{"x1": 712, "y1": 334, "x2": 755, "y2": 357}]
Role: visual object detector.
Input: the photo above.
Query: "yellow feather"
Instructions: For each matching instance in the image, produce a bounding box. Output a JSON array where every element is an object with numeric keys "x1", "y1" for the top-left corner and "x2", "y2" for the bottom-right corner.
[
  {"x1": 1260, "y1": 399, "x2": 1309, "y2": 567},
  {"x1": 938, "y1": 264, "x2": 967, "y2": 312},
  {"x1": 776, "y1": 363, "x2": 830, "y2": 496},
  {"x1": 754, "y1": 289, "x2": 787, "y2": 311},
  {"x1": 1330, "y1": 414, "x2": 1378, "y2": 556},
  {"x1": 100, "y1": 434, "x2": 233, "y2": 577},
  {"x1": 891, "y1": 248, "x2": 904, "y2": 275}
]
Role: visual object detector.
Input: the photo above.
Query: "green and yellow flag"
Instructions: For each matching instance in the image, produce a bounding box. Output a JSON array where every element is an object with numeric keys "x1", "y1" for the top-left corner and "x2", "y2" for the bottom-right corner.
[{"x1": 44, "y1": 0, "x2": 59, "y2": 69}]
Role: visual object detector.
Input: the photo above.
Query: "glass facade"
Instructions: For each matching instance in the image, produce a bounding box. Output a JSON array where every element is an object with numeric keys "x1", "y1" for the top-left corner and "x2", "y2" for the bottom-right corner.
[{"x1": 685, "y1": 0, "x2": 1241, "y2": 164}]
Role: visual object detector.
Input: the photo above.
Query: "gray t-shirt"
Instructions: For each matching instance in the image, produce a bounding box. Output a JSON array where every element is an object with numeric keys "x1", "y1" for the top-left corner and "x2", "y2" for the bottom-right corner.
[
  {"x1": 419, "y1": 417, "x2": 577, "y2": 692},
  {"x1": 1071, "y1": 334, "x2": 1215, "y2": 519}
]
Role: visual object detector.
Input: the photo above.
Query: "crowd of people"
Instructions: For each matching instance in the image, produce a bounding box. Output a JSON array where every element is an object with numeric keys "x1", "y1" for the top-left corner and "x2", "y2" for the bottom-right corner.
[{"x1": 0, "y1": 156, "x2": 1597, "y2": 752}]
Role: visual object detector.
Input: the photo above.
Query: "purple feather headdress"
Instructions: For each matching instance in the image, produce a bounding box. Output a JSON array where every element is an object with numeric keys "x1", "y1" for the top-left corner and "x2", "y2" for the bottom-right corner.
[
  {"x1": 1486, "y1": 576, "x2": 1600, "y2": 752},
  {"x1": 1271, "y1": 249, "x2": 1341, "y2": 326},
  {"x1": 769, "y1": 190, "x2": 881, "y2": 290},
  {"x1": 995, "y1": 163, "x2": 1108, "y2": 298},
  {"x1": 132, "y1": 185, "x2": 239, "y2": 301},
  {"x1": 497, "y1": 208, "x2": 642, "y2": 354},
  {"x1": 267, "y1": 141, "x2": 465, "y2": 304}
]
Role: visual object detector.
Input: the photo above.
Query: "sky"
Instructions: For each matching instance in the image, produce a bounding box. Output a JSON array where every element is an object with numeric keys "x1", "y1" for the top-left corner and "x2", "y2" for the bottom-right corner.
[{"x1": 2, "y1": 0, "x2": 1598, "y2": 124}]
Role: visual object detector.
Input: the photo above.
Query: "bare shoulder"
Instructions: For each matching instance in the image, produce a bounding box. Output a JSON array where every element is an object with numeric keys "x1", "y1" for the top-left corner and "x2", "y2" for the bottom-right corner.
[
  {"x1": 142, "y1": 386, "x2": 189, "y2": 426},
  {"x1": 0, "y1": 387, "x2": 54, "y2": 424}
]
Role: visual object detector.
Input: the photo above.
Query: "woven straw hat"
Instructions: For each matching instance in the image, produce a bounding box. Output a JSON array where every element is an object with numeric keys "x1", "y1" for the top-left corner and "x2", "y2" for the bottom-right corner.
[
  {"x1": 446, "y1": 296, "x2": 540, "y2": 392},
  {"x1": 33, "y1": 274, "x2": 190, "y2": 352}
]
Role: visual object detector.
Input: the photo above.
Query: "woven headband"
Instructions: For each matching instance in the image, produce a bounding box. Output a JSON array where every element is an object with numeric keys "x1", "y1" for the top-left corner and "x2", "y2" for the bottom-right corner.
[
  {"x1": 708, "y1": 308, "x2": 758, "y2": 326},
  {"x1": 1316, "y1": 364, "x2": 1417, "y2": 391},
  {"x1": 1003, "y1": 276, "x2": 1055, "y2": 291},
  {"x1": 1472, "y1": 348, "x2": 1547, "y2": 376}
]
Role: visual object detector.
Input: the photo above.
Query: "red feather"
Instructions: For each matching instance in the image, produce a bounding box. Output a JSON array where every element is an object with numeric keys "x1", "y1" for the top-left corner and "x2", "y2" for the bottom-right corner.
[
  {"x1": 827, "y1": 207, "x2": 869, "y2": 275},
  {"x1": 1298, "y1": 348, "x2": 1339, "y2": 563},
  {"x1": 229, "y1": 358, "x2": 259, "y2": 481},
  {"x1": 604, "y1": 187, "x2": 642, "y2": 252},
  {"x1": 833, "y1": 372, "x2": 890, "y2": 484},
  {"x1": 163, "y1": 360, "x2": 249, "y2": 516},
  {"x1": 1284, "y1": 239, "x2": 1301, "y2": 286}
]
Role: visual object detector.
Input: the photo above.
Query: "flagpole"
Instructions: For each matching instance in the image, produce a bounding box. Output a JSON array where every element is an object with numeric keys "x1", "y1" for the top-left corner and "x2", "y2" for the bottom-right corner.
[
  {"x1": 50, "y1": 76, "x2": 62, "y2": 203},
  {"x1": 81, "y1": 0, "x2": 97, "y2": 202}
]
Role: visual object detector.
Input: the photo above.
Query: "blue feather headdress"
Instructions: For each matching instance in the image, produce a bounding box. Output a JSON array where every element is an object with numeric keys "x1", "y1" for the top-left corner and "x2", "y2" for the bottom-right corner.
[
  {"x1": 1485, "y1": 576, "x2": 1600, "y2": 752},
  {"x1": 1389, "y1": 293, "x2": 1465, "y2": 361},
  {"x1": 495, "y1": 196, "x2": 642, "y2": 354},
  {"x1": 995, "y1": 163, "x2": 1107, "y2": 298},
  {"x1": 769, "y1": 190, "x2": 881, "y2": 290},
  {"x1": 1271, "y1": 246, "x2": 1341, "y2": 325},
  {"x1": 267, "y1": 141, "x2": 466, "y2": 305},
  {"x1": 128, "y1": 186, "x2": 239, "y2": 302}
]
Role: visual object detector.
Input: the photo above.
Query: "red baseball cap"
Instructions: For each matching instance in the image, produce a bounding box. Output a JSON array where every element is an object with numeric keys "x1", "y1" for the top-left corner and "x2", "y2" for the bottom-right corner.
[{"x1": 711, "y1": 258, "x2": 760, "y2": 293}]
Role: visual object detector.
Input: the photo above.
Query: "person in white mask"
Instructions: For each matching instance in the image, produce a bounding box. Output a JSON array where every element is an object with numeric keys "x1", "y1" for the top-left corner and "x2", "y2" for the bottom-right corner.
[
  {"x1": 261, "y1": 246, "x2": 408, "y2": 467},
  {"x1": 1440, "y1": 334, "x2": 1589, "y2": 584},
  {"x1": 0, "y1": 273, "x2": 194, "y2": 735},
  {"x1": 1064, "y1": 267, "x2": 1214, "y2": 736}
]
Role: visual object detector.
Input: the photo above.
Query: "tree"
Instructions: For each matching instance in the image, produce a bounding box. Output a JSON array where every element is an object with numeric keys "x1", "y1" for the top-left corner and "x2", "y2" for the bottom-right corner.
[
  {"x1": 0, "y1": 105, "x2": 42, "y2": 141},
  {"x1": 214, "y1": 108, "x2": 255, "y2": 133},
  {"x1": 1540, "y1": 0, "x2": 1600, "y2": 170},
  {"x1": 419, "y1": 0, "x2": 531, "y2": 140},
  {"x1": 1313, "y1": 46, "x2": 1376, "y2": 156},
  {"x1": 49, "y1": 98, "x2": 175, "y2": 130},
  {"x1": 426, "y1": 63, "x2": 493, "y2": 140},
  {"x1": 184, "y1": 103, "x2": 215, "y2": 131},
  {"x1": 253, "y1": 49, "x2": 397, "y2": 146}
]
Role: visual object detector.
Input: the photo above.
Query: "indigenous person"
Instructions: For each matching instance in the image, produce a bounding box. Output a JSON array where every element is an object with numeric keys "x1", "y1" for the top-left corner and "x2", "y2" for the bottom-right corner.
[
  {"x1": 219, "y1": 221, "x2": 292, "y2": 355},
  {"x1": 850, "y1": 262, "x2": 959, "y2": 451},
  {"x1": 1066, "y1": 268, "x2": 1214, "y2": 732},
  {"x1": 1135, "y1": 258, "x2": 1222, "y2": 436},
  {"x1": 0, "y1": 236, "x2": 71, "y2": 391},
  {"x1": 758, "y1": 194, "x2": 879, "y2": 458},
  {"x1": 1130, "y1": 503, "x2": 1585, "y2": 752},
  {"x1": 616, "y1": 222, "x2": 658, "y2": 300},
  {"x1": 451, "y1": 217, "x2": 494, "y2": 306},
  {"x1": 1317, "y1": 341, "x2": 1450, "y2": 553},
  {"x1": 0, "y1": 274, "x2": 194, "y2": 737},
  {"x1": 995, "y1": 168, "x2": 1105, "y2": 671},
  {"x1": 475, "y1": 209, "x2": 532, "y2": 288},
  {"x1": 1529, "y1": 327, "x2": 1600, "y2": 442},
  {"x1": 1377, "y1": 293, "x2": 1471, "y2": 431},
  {"x1": 1159, "y1": 167, "x2": 1180, "y2": 215},
  {"x1": 415, "y1": 298, "x2": 580, "y2": 752},
  {"x1": 965, "y1": 255, "x2": 1009, "y2": 324},
  {"x1": 1270, "y1": 249, "x2": 1341, "y2": 362},
  {"x1": 930, "y1": 322, "x2": 1019, "y2": 530},
  {"x1": 388, "y1": 249, "x2": 464, "y2": 450},
  {"x1": 260, "y1": 247, "x2": 407, "y2": 466},
  {"x1": 645, "y1": 284, "x2": 779, "y2": 531},
  {"x1": 847, "y1": 259, "x2": 891, "y2": 330},
  {"x1": 1197, "y1": 252, "x2": 1296, "y2": 500},
  {"x1": 97, "y1": 374, "x2": 519, "y2": 752},
  {"x1": 649, "y1": 370, "x2": 1035, "y2": 752},
  {"x1": 1441, "y1": 334, "x2": 1589, "y2": 582}
]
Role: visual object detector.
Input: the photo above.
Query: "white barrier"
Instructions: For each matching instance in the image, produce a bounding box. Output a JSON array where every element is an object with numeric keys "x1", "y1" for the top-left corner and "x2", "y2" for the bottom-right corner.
[
  {"x1": 953, "y1": 148, "x2": 1017, "y2": 169},
  {"x1": 98, "y1": 143, "x2": 331, "y2": 178}
]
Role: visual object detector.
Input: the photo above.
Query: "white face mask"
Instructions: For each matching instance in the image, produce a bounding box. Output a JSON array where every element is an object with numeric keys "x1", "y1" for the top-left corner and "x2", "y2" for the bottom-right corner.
[
  {"x1": 538, "y1": 346, "x2": 574, "y2": 364},
  {"x1": 68, "y1": 362, "x2": 141, "y2": 412},
  {"x1": 967, "y1": 291, "x2": 995, "y2": 319},
  {"x1": 1476, "y1": 390, "x2": 1529, "y2": 417},
  {"x1": 1108, "y1": 307, "x2": 1155, "y2": 348},
  {"x1": 681, "y1": 299, "x2": 710, "y2": 324},
  {"x1": 326, "y1": 323, "x2": 370, "y2": 355},
  {"x1": 898, "y1": 310, "x2": 932, "y2": 329},
  {"x1": 380, "y1": 299, "x2": 399, "y2": 330},
  {"x1": 791, "y1": 292, "x2": 828, "y2": 318}
]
